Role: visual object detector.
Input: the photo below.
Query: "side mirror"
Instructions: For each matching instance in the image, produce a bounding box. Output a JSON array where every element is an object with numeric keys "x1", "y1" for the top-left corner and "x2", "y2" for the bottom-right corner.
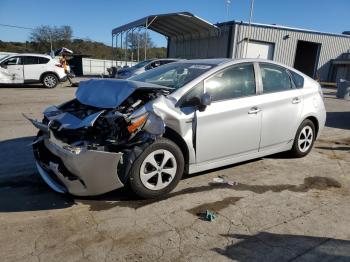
[
  {"x1": 0, "y1": 63, "x2": 7, "y2": 69},
  {"x1": 198, "y1": 92, "x2": 212, "y2": 112}
]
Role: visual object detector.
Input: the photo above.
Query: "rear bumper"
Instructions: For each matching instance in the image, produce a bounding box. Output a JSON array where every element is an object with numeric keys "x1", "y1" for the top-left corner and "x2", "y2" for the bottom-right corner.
[
  {"x1": 59, "y1": 76, "x2": 67, "y2": 82},
  {"x1": 33, "y1": 133, "x2": 124, "y2": 196}
]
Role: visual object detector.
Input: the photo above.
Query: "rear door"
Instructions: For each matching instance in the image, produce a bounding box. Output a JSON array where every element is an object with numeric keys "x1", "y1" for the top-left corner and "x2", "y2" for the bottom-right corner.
[
  {"x1": 195, "y1": 63, "x2": 262, "y2": 163},
  {"x1": 23, "y1": 56, "x2": 46, "y2": 81},
  {"x1": 1, "y1": 56, "x2": 24, "y2": 83},
  {"x1": 257, "y1": 63, "x2": 303, "y2": 151}
]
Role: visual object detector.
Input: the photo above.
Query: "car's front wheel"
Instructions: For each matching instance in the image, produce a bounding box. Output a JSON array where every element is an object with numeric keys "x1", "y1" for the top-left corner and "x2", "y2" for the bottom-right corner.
[
  {"x1": 129, "y1": 138, "x2": 184, "y2": 199},
  {"x1": 290, "y1": 119, "x2": 316, "y2": 157},
  {"x1": 42, "y1": 73, "x2": 58, "y2": 88}
]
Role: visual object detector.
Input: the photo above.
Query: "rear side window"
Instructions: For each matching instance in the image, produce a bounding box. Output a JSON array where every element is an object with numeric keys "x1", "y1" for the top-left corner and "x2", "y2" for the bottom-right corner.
[
  {"x1": 260, "y1": 63, "x2": 293, "y2": 93},
  {"x1": 23, "y1": 56, "x2": 39, "y2": 65},
  {"x1": 38, "y1": 57, "x2": 50, "y2": 64},
  {"x1": 289, "y1": 70, "x2": 304, "y2": 88},
  {"x1": 204, "y1": 63, "x2": 256, "y2": 102}
]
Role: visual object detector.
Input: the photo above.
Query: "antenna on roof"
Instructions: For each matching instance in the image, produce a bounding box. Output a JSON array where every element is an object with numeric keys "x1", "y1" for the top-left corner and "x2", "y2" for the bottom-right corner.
[{"x1": 226, "y1": 0, "x2": 231, "y2": 21}]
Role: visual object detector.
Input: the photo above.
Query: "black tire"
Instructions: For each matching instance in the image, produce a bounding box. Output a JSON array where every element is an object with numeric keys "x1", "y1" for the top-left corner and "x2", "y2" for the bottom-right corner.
[
  {"x1": 129, "y1": 138, "x2": 184, "y2": 199},
  {"x1": 290, "y1": 119, "x2": 316, "y2": 158},
  {"x1": 42, "y1": 73, "x2": 58, "y2": 88}
]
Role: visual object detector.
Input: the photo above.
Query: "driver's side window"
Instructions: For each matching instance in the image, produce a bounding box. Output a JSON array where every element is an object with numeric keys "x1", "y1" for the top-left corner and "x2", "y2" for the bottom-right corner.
[{"x1": 4, "y1": 57, "x2": 21, "y2": 66}]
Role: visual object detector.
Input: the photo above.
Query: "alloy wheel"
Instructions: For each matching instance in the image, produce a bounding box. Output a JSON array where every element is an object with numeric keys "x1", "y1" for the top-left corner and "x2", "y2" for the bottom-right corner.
[
  {"x1": 140, "y1": 149, "x2": 177, "y2": 190},
  {"x1": 44, "y1": 75, "x2": 57, "y2": 88},
  {"x1": 298, "y1": 126, "x2": 313, "y2": 153}
]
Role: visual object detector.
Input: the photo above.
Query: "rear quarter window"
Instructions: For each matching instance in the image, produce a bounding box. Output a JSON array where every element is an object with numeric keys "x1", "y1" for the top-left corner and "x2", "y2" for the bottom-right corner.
[
  {"x1": 38, "y1": 57, "x2": 50, "y2": 64},
  {"x1": 289, "y1": 70, "x2": 304, "y2": 88}
]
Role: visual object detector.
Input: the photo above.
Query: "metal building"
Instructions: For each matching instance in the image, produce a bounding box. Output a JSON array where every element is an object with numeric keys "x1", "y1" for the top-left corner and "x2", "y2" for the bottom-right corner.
[{"x1": 112, "y1": 12, "x2": 350, "y2": 82}]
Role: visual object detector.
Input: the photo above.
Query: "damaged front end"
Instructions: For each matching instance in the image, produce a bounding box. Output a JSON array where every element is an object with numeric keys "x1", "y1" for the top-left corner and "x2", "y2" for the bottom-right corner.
[{"x1": 27, "y1": 79, "x2": 169, "y2": 196}]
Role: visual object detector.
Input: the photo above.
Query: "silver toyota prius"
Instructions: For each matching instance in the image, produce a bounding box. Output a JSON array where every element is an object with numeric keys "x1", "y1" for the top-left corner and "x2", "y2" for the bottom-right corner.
[{"x1": 28, "y1": 58, "x2": 326, "y2": 198}]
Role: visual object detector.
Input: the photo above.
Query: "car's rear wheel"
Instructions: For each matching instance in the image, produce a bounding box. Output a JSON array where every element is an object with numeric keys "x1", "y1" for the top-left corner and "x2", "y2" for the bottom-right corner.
[
  {"x1": 290, "y1": 119, "x2": 315, "y2": 157},
  {"x1": 42, "y1": 73, "x2": 58, "y2": 88},
  {"x1": 129, "y1": 138, "x2": 184, "y2": 199}
]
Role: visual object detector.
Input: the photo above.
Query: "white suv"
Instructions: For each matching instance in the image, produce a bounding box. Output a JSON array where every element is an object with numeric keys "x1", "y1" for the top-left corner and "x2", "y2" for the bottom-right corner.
[{"x1": 0, "y1": 53, "x2": 67, "y2": 88}]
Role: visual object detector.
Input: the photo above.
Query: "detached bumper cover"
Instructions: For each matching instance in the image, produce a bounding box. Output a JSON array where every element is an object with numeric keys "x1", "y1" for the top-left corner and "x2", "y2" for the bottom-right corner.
[{"x1": 34, "y1": 133, "x2": 124, "y2": 196}]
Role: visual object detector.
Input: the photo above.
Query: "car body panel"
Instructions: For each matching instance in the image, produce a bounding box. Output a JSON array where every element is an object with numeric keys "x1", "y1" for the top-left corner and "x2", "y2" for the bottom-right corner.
[
  {"x1": 257, "y1": 89, "x2": 303, "y2": 151},
  {"x1": 195, "y1": 96, "x2": 262, "y2": 163}
]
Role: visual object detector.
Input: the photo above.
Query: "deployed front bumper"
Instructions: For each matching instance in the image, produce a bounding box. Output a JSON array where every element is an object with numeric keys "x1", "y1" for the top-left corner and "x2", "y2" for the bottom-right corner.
[{"x1": 33, "y1": 133, "x2": 124, "y2": 196}]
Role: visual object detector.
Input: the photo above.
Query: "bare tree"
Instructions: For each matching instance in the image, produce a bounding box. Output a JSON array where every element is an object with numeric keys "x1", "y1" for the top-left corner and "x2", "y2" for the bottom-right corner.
[{"x1": 30, "y1": 25, "x2": 73, "y2": 52}]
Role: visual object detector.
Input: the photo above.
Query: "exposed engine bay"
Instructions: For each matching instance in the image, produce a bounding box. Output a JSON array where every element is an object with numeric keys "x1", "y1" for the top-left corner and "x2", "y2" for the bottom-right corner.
[{"x1": 44, "y1": 87, "x2": 168, "y2": 149}]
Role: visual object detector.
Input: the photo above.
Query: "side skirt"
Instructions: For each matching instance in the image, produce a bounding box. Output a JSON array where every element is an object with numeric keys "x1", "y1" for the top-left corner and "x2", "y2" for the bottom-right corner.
[{"x1": 188, "y1": 143, "x2": 293, "y2": 174}]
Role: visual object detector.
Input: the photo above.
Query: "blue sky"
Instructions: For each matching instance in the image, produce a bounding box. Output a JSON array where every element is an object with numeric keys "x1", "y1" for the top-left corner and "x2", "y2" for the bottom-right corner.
[{"x1": 1, "y1": 0, "x2": 350, "y2": 47}]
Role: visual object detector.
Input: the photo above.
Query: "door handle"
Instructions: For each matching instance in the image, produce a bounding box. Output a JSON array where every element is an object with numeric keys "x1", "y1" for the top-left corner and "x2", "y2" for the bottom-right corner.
[
  {"x1": 248, "y1": 107, "x2": 261, "y2": 114},
  {"x1": 292, "y1": 97, "x2": 301, "y2": 104}
]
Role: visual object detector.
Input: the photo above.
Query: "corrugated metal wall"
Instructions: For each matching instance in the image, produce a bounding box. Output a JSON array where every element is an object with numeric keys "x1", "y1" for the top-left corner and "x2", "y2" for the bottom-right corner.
[
  {"x1": 168, "y1": 26, "x2": 232, "y2": 59},
  {"x1": 232, "y1": 23, "x2": 350, "y2": 81},
  {"x1": 167, "y1": 21, "x2": 350, "y2": 81}
]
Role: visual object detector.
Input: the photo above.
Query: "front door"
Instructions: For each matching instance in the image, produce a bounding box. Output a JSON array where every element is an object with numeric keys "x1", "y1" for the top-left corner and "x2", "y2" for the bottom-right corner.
[
  {"x1": 2, "y1": 56, "x2": 24, "y2": 83},
  {"x1": 257, "y1": 63, "x2": 303, "y2": 151},
  {"x1": 195, "y1": 63, "x2": 262, "y2": 163}
]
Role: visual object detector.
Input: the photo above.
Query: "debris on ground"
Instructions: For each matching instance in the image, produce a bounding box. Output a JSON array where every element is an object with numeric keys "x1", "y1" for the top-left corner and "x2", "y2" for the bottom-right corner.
[
  {"x1": 204, "y1": 210, "x2": 216, "y2": 221},
  {"x1": 213, "y1": 175, "x2": 238, "y2": 186}
]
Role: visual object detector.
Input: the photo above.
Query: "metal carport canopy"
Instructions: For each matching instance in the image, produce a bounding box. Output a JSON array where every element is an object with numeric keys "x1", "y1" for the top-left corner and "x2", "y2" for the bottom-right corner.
[{"x1": 111, "y1": 12, "x2": 219, "y2": 37}]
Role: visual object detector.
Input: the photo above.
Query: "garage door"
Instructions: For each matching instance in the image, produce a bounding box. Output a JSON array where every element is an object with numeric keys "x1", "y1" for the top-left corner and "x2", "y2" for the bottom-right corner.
[{"x1": 243, "y1": 40, "x2": 274, "y2": 60}]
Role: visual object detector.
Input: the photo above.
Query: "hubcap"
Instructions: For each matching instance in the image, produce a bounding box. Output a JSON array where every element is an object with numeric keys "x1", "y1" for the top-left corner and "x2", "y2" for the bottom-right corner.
[
  {"x1": 298, "y1": 126, "x2": 313, "y2": 153},
  {"x1": 44, "y1": 75, "x2": 56, "y2": 87},
  {"x1": 140, "y1": 149, "x2": 177, "y2": 191}
]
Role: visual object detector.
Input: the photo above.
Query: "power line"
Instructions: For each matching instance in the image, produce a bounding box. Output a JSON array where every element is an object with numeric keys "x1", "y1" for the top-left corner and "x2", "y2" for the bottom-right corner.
[{"x1": 0, "y1": 23, "x2": 33, "y2": 30}]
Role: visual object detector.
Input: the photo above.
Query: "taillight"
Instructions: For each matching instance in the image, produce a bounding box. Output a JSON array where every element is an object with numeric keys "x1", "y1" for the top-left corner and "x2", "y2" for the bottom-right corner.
[{"x1": 55, "y1": 64, "x2": 63, "y2": 68}]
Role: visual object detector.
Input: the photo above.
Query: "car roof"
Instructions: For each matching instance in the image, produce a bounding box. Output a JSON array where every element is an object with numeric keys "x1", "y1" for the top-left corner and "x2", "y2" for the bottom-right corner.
[
  {"x1": 178, "y1": 58, "x2": 232, "y2": 65},
  {"x1": 6, "y1": 53, "x2": 52, "y2": 59},
  {"x1": 176, "y1": 58, "x2": 302, "y2": 68}
]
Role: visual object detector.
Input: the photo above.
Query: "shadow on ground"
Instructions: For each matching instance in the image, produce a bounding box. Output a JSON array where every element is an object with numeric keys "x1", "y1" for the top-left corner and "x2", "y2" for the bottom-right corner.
[
  {"x1": 213, "y1": 232, "x2": 350, "y2": 261},
  {"x1": 0, "y1": 136, "x2": 75, "y2": 212},
  {"x1": 326, "y1": 111, "x2": 350, "y2": 130}
]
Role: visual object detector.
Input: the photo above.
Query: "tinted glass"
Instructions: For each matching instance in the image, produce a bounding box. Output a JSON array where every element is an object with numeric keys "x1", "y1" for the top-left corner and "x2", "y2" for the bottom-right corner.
[
  {"x1": 260, "y1": 63, "x2": 292, "y2": 93},
  {"x1": 38, "y1": 57, "x2": 50, "y2": 64},
  {"x1": 4, "y1": 57, "x2": 21, "y2": 65},
  {"x1": 23, "y1": 56, "x2": 39, "y2": 65},
  {"x1": 181, "y1": 81, "x2": 204, "y2": 107},
  {"x1": 204, "y1": 63, "x2": 256, "y2": 102},
  {"x1": 160, "y1": 60, "x2": 173, "y2": 65},
  {"x1": 289, "y1": 70, "x2": 304, "y2": 88},
  {"x1": 130, "y1": 62, "x2": 213, "y2": 90}
]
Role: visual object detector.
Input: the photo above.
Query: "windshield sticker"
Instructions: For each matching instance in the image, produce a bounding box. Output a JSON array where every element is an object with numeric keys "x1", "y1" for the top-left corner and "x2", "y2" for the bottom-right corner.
[{"x1": 189, "y1": 65, "x2": 212, "y2": 70}]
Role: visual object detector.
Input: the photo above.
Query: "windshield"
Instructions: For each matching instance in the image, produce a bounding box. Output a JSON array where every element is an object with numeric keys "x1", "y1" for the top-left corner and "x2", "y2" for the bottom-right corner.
[
  {"x1": 131, "y1": 59, "x2": 153, "y2": 69},
  {"x1": 0, "y1": 55, "x2": 10, "y2": 63},
  {"x1": 129, "y1": 62, "x2": 214, "y2": 90}
]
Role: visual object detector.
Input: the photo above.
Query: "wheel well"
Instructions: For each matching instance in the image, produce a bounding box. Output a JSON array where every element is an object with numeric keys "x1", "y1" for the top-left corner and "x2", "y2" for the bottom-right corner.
[
  {"x1": 305, "y1": 116, "x2": 319, "y2": 137},
  {"x1": 40, "y1": 72, "x2": 59, "y2": 82},
  {"x1": 163, "y1": 127, "x2": 189, "y2": 172}
]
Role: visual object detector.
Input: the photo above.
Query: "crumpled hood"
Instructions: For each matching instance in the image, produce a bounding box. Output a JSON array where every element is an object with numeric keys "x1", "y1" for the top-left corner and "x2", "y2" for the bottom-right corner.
[{"x1": 76, "y1": 79, "x2": 170, "y2": 109}]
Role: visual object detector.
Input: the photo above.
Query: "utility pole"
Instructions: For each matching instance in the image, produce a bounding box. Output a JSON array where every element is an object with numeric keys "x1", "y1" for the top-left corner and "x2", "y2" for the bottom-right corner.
[
  {"x1": 245, "y1": 0, "x2": 255, "y2": 58},
  {"x1": 226, "y1": 0, "x2": 231, "y2": 21}
]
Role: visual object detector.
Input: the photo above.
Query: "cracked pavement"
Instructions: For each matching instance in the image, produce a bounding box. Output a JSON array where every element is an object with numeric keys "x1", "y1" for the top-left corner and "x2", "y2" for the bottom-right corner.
[{"x1": 0, "y1": 83, "x2": 349, "y2": 261}]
